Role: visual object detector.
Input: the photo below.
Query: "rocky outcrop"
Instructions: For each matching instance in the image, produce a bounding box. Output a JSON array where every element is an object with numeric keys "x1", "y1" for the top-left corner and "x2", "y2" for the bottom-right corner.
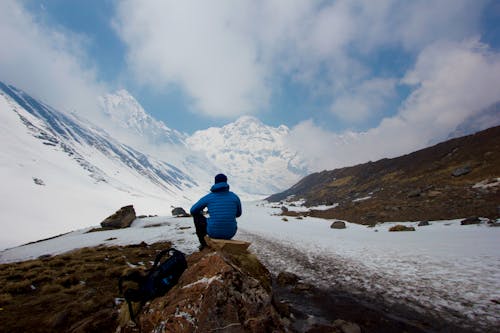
[
  {"x1": 120, "y1": 248, "x2": 284, "y2": 332},
  {"x1": 100, "y1": 205, "x2": 136, "y2": 229}
]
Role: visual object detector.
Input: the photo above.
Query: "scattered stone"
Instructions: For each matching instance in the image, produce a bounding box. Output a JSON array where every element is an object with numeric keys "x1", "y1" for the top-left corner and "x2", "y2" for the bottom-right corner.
[
  {"x1": 487, "y1": 219, "x2": 500, "y2": 227},
  {"x1": 137, "y1": 215, "x2": 147, "y2": 218},
  {"x1": 277, "y1": 271, "x2": 299, "y2": 286},
  {"x1": 171, "y1": 207, "x2": 189, "y2": 217},
  {"x1": 333, "y1": 319, "x2": 362, "y2": 333},
  {"x1": 33, "y1": 177, "x2": 45, "y2": 186},
  {"x1": 282, "y1": 217, "x2": 289, "y2": 222},
  {"x1": 296, "y1": 216, "x2": 303, "y2": 220},
  {"x1": 407, "y1": 188, "x2": 421, "y2": 198},
  {"x1": 452, "y1": 166, "x2": 471, "y2": 177},
  {"x1": 389, "y1": 224, "x2": 416, "y2": 232},
  {"x1": 330, "y1": 221, "x2": 346, "y2": 229},
  {"x1": 281, "y1": 206, "x2": 289, "y2": 213},
  {"x1": 100, "y1": 205, "x2": 136, "y2": 229},
  {"x1": 418, "y1": 220, "x2": 430, "y2": 226},
  {"x1": 460, "y1": 217, "x2": 481, "y2": 225},
  {"x1": 105, "y1": 237, "x2": 117, "y2": 241}
]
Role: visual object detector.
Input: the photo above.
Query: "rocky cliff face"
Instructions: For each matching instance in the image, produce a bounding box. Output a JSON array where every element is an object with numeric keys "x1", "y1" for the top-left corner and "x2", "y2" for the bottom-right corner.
[{"x1": 119, "y1": 248, "x2": 284, "y2": 332}]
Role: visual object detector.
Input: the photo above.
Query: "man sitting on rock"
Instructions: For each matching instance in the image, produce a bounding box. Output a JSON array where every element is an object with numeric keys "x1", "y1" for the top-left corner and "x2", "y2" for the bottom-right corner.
[{"x1": 190, "y1": 174, "x2": 242, "y2": 250}]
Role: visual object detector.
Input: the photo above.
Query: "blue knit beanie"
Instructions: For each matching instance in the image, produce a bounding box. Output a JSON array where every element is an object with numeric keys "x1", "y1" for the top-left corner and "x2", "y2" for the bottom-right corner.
[{"x1": 214, "y1": 173, "x2": 227, "y2": 184}]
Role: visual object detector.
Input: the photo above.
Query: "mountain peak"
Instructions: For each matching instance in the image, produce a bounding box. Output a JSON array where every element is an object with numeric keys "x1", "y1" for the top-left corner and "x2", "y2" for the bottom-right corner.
[{"x1": 99, "y1": 90, "x2": 184, "y2": 145}]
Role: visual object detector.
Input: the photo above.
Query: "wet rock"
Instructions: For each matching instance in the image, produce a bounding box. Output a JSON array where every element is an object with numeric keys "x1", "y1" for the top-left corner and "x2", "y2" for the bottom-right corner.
[
  {"x1": 100, "y1": 205, "x2": 136, "y2": 229},
  {"x1": 330, "y1": 221, "x2": 346, "y2": 229},
  {"x1": 452, "y1": 165, "x2": 471, "y2": 177},
  {"x1": 292, "y1": 282, "x2": 314, "y2": 293},
  {"x1": 389, "y1": 224, "x2": 415, "y2": 232},
  {"x1": 418, "y1": 220, "x2": 430, "y2": 226},
  {"x1": 171, "y1": 207, "x2": 189, "y2": 217},
  {"x1": 460, "y1": 217, "x2": 481, "y2": 225},
  {"x1": 277, "y1": 271, "x2": 299, "y2": 286},
  {"x1": 273, "y1": 297, "x2": 291, "y2": 317}
]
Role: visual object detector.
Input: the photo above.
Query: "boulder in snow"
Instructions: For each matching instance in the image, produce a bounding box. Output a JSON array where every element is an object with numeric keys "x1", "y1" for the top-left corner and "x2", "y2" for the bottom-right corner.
[
  {"x1": 100, "y1": 205, "x2": 136, "y2": 229},
  {"x1": 389, "y1": 224, "x2": 415, "y2": 232},
  {"x1": 171, "y1": 207, "x2": 189, "y2": 217},
  {"x1": 330, "y1": 220, "x2": 347, "y2": 229},
  {"x1": 460, "y1": 217, "x2": 481, "y2": 225},
  {"x1": 418, "y1": 220, "x2": 430, "y2": 226}
]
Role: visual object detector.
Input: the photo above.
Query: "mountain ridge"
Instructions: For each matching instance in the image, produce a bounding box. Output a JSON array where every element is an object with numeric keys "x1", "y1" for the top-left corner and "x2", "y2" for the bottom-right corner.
[{"x1": 268, "y1": 125, "x2": 500, "y2": 223}]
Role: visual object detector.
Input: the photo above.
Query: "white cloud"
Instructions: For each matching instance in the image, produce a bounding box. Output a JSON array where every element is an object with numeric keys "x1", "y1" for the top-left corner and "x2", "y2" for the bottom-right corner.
[
  {"x1": 114, "y1": 0, "x2": 487, "y2": 121},
  {"x1": 330, "y1": 78, "x2": 397, "y2": 123},
  {"x1": 288, "y1": 39, "x2": 500, "y2": 171},
  {"x1": 0, "y1": 1, "x2": 106, "y2": 119},
  {"x1": 115, "y1": 1, "x2": 271, "y2": 118}
]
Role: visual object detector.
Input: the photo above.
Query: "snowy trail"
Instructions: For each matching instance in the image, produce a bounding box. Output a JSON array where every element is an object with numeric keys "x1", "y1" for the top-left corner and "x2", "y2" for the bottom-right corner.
[
  {"x1": 1, "y1": 201, "x2": 499, "y2": 331},
  {"x1": 237, "y1": 228, "x2": 500, "y2": 332}
]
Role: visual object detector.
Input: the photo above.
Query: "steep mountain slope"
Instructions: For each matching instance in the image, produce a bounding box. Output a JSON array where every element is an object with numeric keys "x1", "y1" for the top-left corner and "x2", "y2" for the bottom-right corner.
[
  {"x1": 0, "y1": 82, "x2": 206, "y2": 248},
  {"x1": 187, "y1": 116, "x2": 310, "y2": 195},
  {"x1": 268, "y1": 126, "x2": 500, "y2": 223},
  {"x1": 99, "y1": 89, "x2": 185, "y2": 146}
]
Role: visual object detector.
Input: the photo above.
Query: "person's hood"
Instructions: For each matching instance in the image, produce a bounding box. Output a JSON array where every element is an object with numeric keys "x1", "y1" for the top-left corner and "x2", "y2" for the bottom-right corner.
[{"x1": 210, "y1": 182, "x2": 230, "y2": 192}]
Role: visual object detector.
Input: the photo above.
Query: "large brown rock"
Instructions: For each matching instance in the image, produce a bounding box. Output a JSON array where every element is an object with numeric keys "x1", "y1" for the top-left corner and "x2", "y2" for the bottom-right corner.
[
  {"x1": 120, "y1": 249, "x2": 284, "y2": 332},
  {"x1": 100, "y1": 205, "x2": 136, "y2": 229}
]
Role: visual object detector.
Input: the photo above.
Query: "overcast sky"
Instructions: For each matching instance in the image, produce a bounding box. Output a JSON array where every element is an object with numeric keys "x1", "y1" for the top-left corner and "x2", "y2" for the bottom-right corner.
[{"x1": 1, "y1": 0, "x2": 500, "y2": 171}]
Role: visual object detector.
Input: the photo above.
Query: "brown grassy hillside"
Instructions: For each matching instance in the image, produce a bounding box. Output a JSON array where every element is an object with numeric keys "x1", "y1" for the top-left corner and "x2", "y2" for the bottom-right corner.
[
  {"x1": 0, "y1": 241, "x2": 171, "y2": 333},
  {"x1": 268, "y1": 126, "x2": 500, "y2": 224}
]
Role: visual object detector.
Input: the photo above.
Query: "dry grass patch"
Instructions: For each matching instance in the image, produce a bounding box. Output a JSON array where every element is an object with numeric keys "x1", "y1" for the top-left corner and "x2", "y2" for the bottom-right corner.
[{"x1": 0, "y1": 241, "x2": 172, "y2": 333}]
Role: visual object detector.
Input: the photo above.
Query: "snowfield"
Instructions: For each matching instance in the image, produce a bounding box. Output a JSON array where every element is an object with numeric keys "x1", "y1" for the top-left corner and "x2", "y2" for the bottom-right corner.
[{"x1": 0, "y1": 202, "x2": 499, "y2": 331}]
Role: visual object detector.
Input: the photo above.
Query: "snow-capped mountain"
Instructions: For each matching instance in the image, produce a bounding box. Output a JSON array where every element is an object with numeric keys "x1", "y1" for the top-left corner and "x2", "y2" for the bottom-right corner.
[
  {"x1": 99, "y1": 90, "x2": 185, "y2": 146},
  {"x1": 187, "y1": 116, "x2": 310, "y2": 195},
  {"x1": 0, "y1": 81, "x2": 208, "y2": 248}
]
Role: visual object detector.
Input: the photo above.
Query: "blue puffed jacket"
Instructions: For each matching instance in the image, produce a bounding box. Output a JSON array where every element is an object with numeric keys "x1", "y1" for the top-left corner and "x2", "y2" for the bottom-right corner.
[{"x1": 190, "y1": 182, "x2": 242, "y2": 239}]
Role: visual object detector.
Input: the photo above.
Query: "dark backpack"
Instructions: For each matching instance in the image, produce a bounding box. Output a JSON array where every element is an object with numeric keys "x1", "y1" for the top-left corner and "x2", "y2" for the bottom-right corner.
[{"x1": 118, "y1": 248, "x2": 187, "y2": 322}]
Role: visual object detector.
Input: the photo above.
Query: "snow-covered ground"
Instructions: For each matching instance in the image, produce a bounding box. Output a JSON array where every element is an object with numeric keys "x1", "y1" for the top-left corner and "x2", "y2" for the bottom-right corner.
[{"x1": 0, "y1": 202, "x2": 499, "y2": 330}]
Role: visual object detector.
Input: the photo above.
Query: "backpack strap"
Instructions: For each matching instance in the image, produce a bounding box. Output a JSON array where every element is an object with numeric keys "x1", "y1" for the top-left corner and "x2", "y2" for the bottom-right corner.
[{"x1": 150, "y1": 248, "x2": 173, "y2": 272}]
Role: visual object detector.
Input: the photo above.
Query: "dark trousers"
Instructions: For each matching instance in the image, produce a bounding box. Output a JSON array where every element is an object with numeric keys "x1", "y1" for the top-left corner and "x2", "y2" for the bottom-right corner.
[{"x1": 193, "y1": 214, "x2": 207, "y2": 247}]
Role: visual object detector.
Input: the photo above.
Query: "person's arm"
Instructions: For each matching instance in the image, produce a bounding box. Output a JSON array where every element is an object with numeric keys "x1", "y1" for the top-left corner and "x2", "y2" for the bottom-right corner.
[
  {"x1": 235, "y1": 196, "x2": 242, "y2": 218},
  {"x1": 190, "y1": 195, "x2": 208, "y2": 216}
]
